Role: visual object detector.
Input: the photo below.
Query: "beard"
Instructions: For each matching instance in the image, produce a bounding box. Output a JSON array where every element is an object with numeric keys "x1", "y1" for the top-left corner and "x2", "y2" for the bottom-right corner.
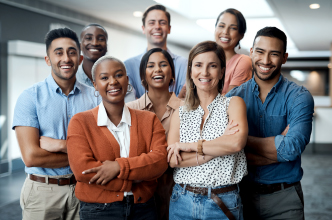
[{"x1": 252, "y1": 62, "x2": 281, "y2": 81}]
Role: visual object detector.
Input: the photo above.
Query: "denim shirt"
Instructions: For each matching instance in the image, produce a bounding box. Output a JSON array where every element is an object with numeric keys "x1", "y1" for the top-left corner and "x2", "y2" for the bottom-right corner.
[
  {"x1": 226, "y1": 75, "x2": 314, "y2": 184},
  {"x1": 12, "y1": 74, "x2": 101, "y2": 176}
]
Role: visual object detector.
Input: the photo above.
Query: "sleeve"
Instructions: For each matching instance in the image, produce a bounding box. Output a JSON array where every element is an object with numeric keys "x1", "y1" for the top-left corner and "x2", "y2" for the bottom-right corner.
[
  {"x1": 67, "y1": 116, "x2": 132, "y2": 192},
  {"x1": 175, "y1": 57, "x2": 188, "y2": 96},
  {"x1": 116, "y1": 115, "x2": 168, "y2": 181},
  {"x1": 275, "y1": 90, "x2": 314, "y2": 162},
  {"x1": 12, "y1": 89, "x2": 39, "y2": 130},
  {"x1": 228, "y1": 55, "x2": 252, "y2": 87}
]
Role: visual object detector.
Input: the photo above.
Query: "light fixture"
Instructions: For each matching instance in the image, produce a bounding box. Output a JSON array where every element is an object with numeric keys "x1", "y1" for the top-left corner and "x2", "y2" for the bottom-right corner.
[
  {"x1": 133, "y1": 11, "x2": 143, "y2": 18},
  {"x1": 309, "y1": 3, "x2": 320, "y2": 9}
]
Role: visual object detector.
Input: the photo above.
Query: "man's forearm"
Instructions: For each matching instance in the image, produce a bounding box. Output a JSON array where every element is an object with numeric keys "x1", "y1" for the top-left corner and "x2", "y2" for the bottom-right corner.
[
  {"x1": 246, "y1": 152, "x2": 278, "y2": 166},
  {"x1": 246, "y1": 136, "x2": 278, "y2": 161}
]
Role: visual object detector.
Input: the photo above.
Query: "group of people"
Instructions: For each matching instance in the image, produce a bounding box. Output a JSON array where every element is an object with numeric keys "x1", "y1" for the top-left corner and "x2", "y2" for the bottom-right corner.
[{"x1": 12, "y1": 4, "x2": 314, "y2": 220}]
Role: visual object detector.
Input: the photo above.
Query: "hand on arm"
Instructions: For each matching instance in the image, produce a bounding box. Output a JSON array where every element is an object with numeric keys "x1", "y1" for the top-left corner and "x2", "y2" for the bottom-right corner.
[
  {"x1": 40, "y1": 136, "x2": 67, "y2": 153},
  {"x1": 82, "y1": 160, "x2": 120, "y2": 185},
  {"x1": 15, "y1": 126, "x2": 69, "y2": 168}
]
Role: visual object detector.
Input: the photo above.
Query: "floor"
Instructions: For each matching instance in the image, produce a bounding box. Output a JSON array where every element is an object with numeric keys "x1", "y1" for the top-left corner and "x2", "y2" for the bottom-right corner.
[{"x1": 0, "y1": 154, "x2": 332, "y2": 219}]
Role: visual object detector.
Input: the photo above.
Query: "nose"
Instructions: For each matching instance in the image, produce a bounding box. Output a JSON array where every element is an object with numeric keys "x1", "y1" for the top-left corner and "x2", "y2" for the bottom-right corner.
[
  {"x1": 92, "y1": 37, "x2": 98, "y2": 45},
  {"x1": 63, "y1": 52, "x2": 71, "y2": 62},
  {"x1": 109, "y1": 76, "x2": 118, "y2": 85},
  {"x1": 154, "y1": 22, "x2": 161, "y2": 29},
  {"x1": 262, "y1": 54, "x2": 272, "y2": 65},
  {"x1": 154, "y1": 65, "x2": 162, "y2": 73},
  {"x1": 222, "y1": 27, "x2": 229, "y2": 35},
  {"x1": 202, "y1": 65, "x2": 209, "y2": 76}
]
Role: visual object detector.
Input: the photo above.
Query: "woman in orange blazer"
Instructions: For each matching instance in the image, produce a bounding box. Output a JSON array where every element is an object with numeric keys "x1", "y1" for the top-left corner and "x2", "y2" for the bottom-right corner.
[{"x1": 67, "y1": 55, "x2": 168, "y2": 220}]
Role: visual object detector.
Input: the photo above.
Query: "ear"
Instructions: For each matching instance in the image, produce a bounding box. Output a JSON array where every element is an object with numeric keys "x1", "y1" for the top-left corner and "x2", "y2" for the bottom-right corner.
[
  {"x1": 220, "y1": 67, "x2": 225, "y2": 79},
  {"x1": 282, "y1": 53, "x2": 288, "y2": 64},
  {"x1": 249, "y1": 47, "x2": 254, "y2": 58},
  {"x1": 168, "y1": 25, "x2": 171, "y2": 34},
  {"x1": 45, "y1": 55, "x2": 51, "y2": 66},
  {"x1": 142, "y1": 25, "x2": 146, "y2": 34},
  {"x1": 240, "y1": 33, "x2": 244, "y2": 41},
  {"x1": 93, "y1": 81, "x2": 98, "y2": 91},
  {"x1": 79, "y1": 55, "x2": 83, "y2": 65}
]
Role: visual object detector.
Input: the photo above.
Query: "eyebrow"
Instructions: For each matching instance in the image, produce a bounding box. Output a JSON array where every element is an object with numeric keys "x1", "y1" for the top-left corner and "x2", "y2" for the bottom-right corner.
[
  {"x1": 255, "y1": 47, "x2": 281, "y2": 54},
  {"x1": 53, "y1": 47, "x2": 77, "y2": 52}
]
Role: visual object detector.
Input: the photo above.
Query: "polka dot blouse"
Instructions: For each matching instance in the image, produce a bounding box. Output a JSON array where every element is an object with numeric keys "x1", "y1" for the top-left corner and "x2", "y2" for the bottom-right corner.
[{"x1": 174, "y1": 94, "x2": 247, "y2": 187}]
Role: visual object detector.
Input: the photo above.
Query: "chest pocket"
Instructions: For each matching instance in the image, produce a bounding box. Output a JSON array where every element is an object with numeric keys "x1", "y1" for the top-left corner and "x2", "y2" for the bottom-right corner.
[{"x1": 267, "y1": 115, "x2": 287, "y2": 136}]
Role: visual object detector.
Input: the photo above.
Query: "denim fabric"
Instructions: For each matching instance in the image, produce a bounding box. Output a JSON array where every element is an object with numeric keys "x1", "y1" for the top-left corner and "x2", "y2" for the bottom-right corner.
[
  {"x1": 124, "y1": 49, "x2": 188, "y2": 97},
  {"x1": 226, "y1": 75, "x2": 314, "y2": 184},
  {"x1": 12, "y1": 74, "x2": 101, "y2": 176},
  {"x1": 169, "y1": 184, "x2": 243, "y2": 220},
  {"x1": 79, "y1": 196, "x2": 157, "y2": 220}
]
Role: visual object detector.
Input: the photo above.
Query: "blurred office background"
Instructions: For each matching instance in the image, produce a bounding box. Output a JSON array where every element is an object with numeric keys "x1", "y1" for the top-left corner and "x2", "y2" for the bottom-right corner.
[{"x1": 0, "y1": 0, "x2": 331, "y2": 219}]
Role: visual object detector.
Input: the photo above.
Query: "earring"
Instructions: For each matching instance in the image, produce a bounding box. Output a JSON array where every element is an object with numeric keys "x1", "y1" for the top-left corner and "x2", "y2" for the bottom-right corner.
[
  {"x1": 238, "y1": 43, "x2": 241, "y2": 49},
  {"x1": 94, "y1": 90, "x2": 99, "y2": 97},
  {"x1": 189, "y1": 83, "x2": 196, "y2": 90},
  {"x1": 170, "y1": 78, "x2": 175, "y2": 85},
  {"x1": 127, "y1": 83, "x2": 133, "y2": 92}
]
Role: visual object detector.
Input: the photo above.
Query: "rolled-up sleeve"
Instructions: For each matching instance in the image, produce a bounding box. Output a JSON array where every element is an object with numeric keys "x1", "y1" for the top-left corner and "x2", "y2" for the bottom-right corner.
[{"x1": 275, "y1": 90, "x2": 314, "y2": 162}]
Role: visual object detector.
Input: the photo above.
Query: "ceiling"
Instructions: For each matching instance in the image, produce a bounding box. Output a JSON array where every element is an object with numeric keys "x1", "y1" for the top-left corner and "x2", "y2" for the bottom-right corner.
[{"x1": 39, "y1": 0, "x2": 332, "y2": 58}]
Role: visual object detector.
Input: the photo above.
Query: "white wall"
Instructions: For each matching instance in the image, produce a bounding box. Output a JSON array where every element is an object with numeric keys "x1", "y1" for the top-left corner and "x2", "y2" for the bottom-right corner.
[{"x1": 7, "y1": 40, "x2": 50, "y2": 160}]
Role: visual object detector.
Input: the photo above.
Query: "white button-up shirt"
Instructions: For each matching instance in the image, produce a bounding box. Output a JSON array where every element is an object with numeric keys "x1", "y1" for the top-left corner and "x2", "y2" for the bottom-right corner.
[{"x1": 97, "y1": 102, "x2": 133, "y2": 195}]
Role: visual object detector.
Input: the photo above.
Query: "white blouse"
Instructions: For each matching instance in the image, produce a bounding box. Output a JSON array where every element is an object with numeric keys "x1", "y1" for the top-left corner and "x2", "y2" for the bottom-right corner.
[{"x1": 173, "y1": 94, "x2": 247, "y2": 187}]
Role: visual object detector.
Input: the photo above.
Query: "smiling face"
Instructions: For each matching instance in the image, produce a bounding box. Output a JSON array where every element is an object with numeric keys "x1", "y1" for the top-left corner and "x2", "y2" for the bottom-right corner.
[
  {"x1": 214, "y1": 12, "x2": 243, "y2": 52},
  {"x1": 250, "y1": 36, "x2": 288, "y2": 82},
  {"x1": 93, "y1": 60, "x2": 128, "y2": 106},
  {"x1": 45, "y1": 37, "x2": 82, "y2": 82},
  {"x1": 81, "y1": 26, "x2": 107, "y2": 62},
  {"x1": 191, "y1": 51, "x2": 224, "y2": 95},
  {"x1": 142, "y1": 9, "x2": 171, "y2": 49},
  {"x1": 145, "y1": 52, "x2": 172, "y2": 91}
]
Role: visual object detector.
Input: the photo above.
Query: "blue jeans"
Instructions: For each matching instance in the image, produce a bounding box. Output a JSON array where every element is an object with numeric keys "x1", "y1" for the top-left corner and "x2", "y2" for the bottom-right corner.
[
  {"x1": 79, "y1": 196, "x2": 157, "y2": 220},
  {"x1": 169, "y1": 183, "x2": 243, "y2": 220}
]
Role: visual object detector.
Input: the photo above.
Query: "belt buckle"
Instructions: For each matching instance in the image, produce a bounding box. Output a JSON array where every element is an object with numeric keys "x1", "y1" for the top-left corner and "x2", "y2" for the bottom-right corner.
[{"x1": 57, "y1": 177, "x2": 69, "y2": 186}]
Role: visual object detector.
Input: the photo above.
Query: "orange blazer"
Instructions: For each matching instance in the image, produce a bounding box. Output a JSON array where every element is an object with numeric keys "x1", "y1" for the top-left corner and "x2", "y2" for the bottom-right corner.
[{"x1": 67, "y1": 106, "x2": 168, "y2": 204}]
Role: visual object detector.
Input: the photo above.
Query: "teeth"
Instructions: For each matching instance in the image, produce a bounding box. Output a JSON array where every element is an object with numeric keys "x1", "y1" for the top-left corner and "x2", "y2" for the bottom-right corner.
[
  {"x1": 153, "y1": 33, "x2": 161, "y2": 36},
  {"x1": 220, "y1": 38, "x2": 229, "y2": 42},
  {"x1": 89, "y1": 49, "x2": 99, "y2": 52},
  {"x1": 199, "y1": 79, "x2": 210, "y2": 82},
  {"x1": 153, "y1": 76, "x2": 164, "y2": 79},
  {"x1": 259, "y1": 66, "x2": 271, "y2": 71},
  {"x1": 108, "y1": 89, "x2": 120, "y2": 93},
  {"x1": 61, "y1": 66, "x2": 71, "y2": 69}
]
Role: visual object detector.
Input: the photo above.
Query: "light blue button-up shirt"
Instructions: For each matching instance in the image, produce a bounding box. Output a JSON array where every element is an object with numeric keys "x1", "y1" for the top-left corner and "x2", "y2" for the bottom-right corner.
[
  {"x1": 124, "y1": 49, "x2": 188, "y2": 98},
  {"x1": 12, "y1": 74, "x2": 101, "y2": 176},
  {"x1": 226, "y1": 75, "x2": 314, "y2": 184}
]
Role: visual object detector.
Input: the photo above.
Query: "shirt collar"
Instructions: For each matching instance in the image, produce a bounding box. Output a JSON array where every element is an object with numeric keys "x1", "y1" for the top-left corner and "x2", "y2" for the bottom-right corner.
[
  {"x1": 251, "y1": 74, "x2": 284, "y2": 93},
  {"x1": 77, "y1": 65, "x2": 94, "y2": 87},
  {"x1": 97, "y1": 102, "x2": 132, "y2": 128},
  {"x1": 46, "y1": 74, "x2": 81, "y2": 94},
  {"x1": 137, "y1": 92, "x2": 180, "y2": 111}
]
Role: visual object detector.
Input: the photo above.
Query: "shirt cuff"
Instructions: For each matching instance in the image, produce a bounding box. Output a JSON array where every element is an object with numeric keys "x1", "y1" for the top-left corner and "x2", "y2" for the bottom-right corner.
[{"x1": 275, "y1": 134, "x2": 288, "y2": 162}]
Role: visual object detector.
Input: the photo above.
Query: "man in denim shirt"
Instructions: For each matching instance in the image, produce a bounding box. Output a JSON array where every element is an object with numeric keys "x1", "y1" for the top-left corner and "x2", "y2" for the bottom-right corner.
[
  {"x1": 226, "y1": 27, "x2": 314, "y2": 219},
  {"x1": 12, "y1": 28, "x2": 100, "y2": 220}
]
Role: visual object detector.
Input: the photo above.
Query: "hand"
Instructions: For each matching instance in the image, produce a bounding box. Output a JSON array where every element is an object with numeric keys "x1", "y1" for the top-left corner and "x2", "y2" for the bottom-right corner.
[
  {"x1": 224, "y1": 120, "x2": 239, "y2": 135},
  {"x1": 82, "y1": 160, "x2": 120, "y2": 185},
  {"x1": 40, "y1": 136, "x2": 67, "y2": 153},
  {"x1": 167, "y1": 142, "x2": 193, "y2": 165},
  {"x1": 281, "y1": 125, "x2": 290, "y2": 136},
  {"x1": 178, "y1": 85, "x2": 186, "y2": 99}
]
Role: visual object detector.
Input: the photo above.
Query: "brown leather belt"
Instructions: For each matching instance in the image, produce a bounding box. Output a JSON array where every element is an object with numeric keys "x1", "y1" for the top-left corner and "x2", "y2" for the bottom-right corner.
[
  {"x1": 251, "y1": 181, "x2": 300, "y2": 194},
  {"x1": 179, "y1": 184, "x2": 237, "y2": 220},
  {"x1": 29, "y1": 174, "x2": 77, "y2": 186}
]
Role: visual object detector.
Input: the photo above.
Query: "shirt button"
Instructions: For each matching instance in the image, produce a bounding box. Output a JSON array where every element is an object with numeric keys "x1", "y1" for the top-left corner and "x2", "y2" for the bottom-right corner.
[
  {"x1": 68, "y1": 115, "x2": 71, "y2": 118},
  {"x1": 117, "y1": 195, "x2": 119, "y2": 197},
  {"x1": 150, "y1": 150, "x2": 152, "y2": 152}
]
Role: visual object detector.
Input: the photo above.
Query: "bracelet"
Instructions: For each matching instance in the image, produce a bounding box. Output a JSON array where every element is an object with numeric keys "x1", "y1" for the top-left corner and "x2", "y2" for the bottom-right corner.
[
  {"x1": 196, "y1": 151, "x2": 199, "y2": 166},
  {"x1": 197, "y1": 139, "x2": 205, "y2": 156}
]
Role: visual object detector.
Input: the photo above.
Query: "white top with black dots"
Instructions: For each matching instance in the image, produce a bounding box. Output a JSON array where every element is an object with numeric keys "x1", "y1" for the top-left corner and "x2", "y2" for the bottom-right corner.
[{"x1": 173, "y1": 94, "x2": 247, "y2": 187}]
